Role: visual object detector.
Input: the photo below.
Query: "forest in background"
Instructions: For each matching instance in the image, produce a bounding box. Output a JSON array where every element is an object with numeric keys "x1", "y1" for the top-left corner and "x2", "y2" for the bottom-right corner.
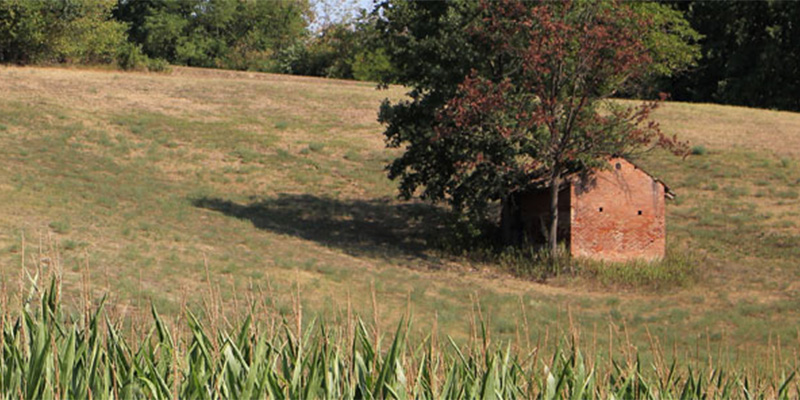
[{"x1": 0, "y1": 0, "x2": 798, "y2": 110}]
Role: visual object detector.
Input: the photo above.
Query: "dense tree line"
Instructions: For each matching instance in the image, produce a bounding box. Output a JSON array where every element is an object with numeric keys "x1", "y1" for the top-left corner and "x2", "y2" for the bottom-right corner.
[
  {"x1": 276, "y1": 12, "x2": 394, "y2": 81},
  {"x1": 0, "y1": 0, "x2": 390, "y2": 79},
  {"x1": 114, "y1": 0, "x2": 308, "y2": 71},
  {"x1": 1, "y1": 0, "x2": 798, "y2": 110},
  {"x1": 0, "y1": 0, "x2": 128, "y2": 65},
  {"x1": 662, "y1": 1, "x2": 800, "y2": 111}
]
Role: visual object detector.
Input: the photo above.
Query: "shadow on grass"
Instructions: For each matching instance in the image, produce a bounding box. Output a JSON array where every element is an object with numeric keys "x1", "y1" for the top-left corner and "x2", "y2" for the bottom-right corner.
[{"x1": 191, "y1": 194, "x2": 457, "y2": 266}]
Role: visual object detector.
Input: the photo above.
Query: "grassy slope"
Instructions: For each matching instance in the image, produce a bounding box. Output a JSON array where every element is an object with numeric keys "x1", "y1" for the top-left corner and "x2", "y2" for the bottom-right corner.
[{"x1": 1, "y1": 66, "x2": 799, "y2": 365}]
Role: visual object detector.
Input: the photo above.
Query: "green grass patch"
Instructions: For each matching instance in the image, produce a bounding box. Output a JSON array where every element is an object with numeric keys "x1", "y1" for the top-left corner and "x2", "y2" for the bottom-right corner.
[
  {"x1": 343, "y1": 149, "x2": 362, "y2": 162},
  {"x1": 308, "y1": 142, "x2": 325, "y2": 152},
  {"x1": 578, "y1": 250, "x2": 700, "y2": 290},
  {"x1": 48, "y1": 220, "x2": 71, "y2": 234},
  {"x1": 690, "y1": 145, "x2": 707, "y2": 155},
  {"x1": 775, "y1": 189, "x2": 799, "y2": 199},
  {"x1": 722, "y1": 185, "x2": 749, "y2": 199}
]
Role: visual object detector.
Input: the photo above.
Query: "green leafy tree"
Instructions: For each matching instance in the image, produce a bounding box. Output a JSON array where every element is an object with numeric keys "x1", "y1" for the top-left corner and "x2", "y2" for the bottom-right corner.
[
  {"x1": 0, "y1": 0, "x2": 50, "y2": 63},
  {"x1": 56, "y1": 0, "x2": 128, "y2": 64},
  {"x1": 115, "y1": 0, "x2": 310, "y2": 71},
  {"x1": 378, "y1": 0, "x2": 694, "y2": 254},
  {"x1": 665, "y1": 1, "x2": 800, "y2": 111},
  {"x1": 140, "y1": 6, "x2": 187, "y2": 62},
  {"x1": 280, "y1": 23, "x2": 357, "y2": 77},
  {"x1": 624, "y1": 2, "x2": 701, "y2": 98},
  {"x1": 0, "y1": 0, "x2": 126, "y2": 65},
  {"x1": 351, "y1": 47, "x2": 393, "y2": 82},
  {"x1": 278, "y1": 9, "x2": 396, "y2": 81}
]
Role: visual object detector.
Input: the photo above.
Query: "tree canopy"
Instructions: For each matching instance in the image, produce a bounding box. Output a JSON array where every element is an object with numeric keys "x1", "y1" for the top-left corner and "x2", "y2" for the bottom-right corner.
[
  {"x1": 114, "y1": 0, "x2": 309, "y2": 71},
  {"x1": 377, "y1": 0, "x2": 695, "y2": 250},
  {"x1": 0, "y1": 0, "x2": 127, "y2": 65},
  {"x1": 663, "y1": 1, "x2": 800, "y2": 111},
  {"x1": 3, "y1": 0, "x2": 799, "y2": 105}
]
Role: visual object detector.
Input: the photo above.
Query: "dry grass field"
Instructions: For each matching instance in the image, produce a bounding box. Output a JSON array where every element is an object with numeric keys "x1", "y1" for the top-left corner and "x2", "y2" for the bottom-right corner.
[{"x1": 2, "y1": 65, "x2": 800, "y2": 366}]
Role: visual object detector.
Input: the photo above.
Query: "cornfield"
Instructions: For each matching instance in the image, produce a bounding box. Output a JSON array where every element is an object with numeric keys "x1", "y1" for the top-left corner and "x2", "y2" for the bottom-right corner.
[{"x1": 0, "y1": 273, "x2": 795, "y2": 400}]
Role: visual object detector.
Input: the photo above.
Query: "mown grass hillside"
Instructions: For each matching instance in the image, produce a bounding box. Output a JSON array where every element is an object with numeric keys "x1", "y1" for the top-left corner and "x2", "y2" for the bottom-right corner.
[{"x1": 1, "y1": 66, "x2": 800, "y2": 366}]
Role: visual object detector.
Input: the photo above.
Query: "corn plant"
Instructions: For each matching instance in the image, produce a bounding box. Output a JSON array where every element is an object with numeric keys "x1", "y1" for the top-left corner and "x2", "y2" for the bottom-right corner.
[{"x1": 0, "y1": 278, "x2": 797, "y2": 399}]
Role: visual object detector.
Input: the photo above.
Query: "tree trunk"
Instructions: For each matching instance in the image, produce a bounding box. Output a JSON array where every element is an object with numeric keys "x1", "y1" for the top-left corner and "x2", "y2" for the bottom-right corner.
[
  {"x1": 499, "y1": 193, "x2": 521, "y2": 247},
  {"x1": 548, "y1": 173, "x2": 561, "y2": 256}
]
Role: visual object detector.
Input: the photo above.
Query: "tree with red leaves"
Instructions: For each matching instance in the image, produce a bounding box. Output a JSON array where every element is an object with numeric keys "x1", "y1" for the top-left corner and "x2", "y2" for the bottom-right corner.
[{"x1": 378, "y1": 0, "x2": 694, "y2": 255}]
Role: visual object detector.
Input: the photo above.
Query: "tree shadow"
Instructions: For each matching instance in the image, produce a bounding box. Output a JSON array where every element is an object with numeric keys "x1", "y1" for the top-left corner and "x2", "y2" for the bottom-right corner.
[{"x1": 191, "y1": 194, "x2": 456, "y2": 267}]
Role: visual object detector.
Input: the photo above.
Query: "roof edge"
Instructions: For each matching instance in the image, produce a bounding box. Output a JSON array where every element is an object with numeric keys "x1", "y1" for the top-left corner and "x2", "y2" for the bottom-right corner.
[{"x1": 616, "y1": 157, "x2": 676, "y2": 200}]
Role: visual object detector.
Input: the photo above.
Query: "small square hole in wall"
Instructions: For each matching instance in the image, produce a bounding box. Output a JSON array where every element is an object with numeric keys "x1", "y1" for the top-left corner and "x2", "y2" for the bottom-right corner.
[
  {"x1": 599, "y1": 207, "x2": 603, "y2": 212},
  {"x1": 638, "y1": 210, "x2": 642, "y2": 215}
]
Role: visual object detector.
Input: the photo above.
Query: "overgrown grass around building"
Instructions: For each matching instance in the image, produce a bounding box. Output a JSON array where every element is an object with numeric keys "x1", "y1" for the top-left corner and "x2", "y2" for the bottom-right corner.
[{"x1": 577, "y1": 248, "x2": 701, "y2": 290}]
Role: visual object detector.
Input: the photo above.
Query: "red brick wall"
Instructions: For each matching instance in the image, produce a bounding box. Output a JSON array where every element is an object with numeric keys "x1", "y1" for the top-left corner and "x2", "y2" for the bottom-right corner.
[{"x1": 569, "y1": 158, "x2": 666, "y2": 262}]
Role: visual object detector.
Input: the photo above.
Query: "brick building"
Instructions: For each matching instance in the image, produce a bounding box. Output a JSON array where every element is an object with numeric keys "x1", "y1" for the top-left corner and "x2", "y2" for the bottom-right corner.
[{"x1": 518, "y1": 158, "x2": 673, "y2": 262}]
